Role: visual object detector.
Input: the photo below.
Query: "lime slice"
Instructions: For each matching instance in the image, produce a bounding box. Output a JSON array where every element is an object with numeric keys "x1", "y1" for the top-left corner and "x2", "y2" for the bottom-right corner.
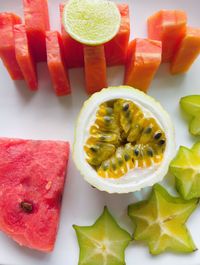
[{"x1": 62, "y1": 0, "x2": 121, "y2": 46}]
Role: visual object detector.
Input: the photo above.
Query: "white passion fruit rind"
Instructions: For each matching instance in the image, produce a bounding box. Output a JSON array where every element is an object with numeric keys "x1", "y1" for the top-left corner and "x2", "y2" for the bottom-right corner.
[{"x1": 73, "y1": 86, "x2": 176, "y2": 193}]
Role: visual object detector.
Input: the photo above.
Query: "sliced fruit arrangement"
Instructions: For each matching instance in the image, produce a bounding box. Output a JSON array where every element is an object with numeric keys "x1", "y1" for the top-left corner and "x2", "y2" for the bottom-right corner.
[
  {"x1": 170, "y1": 143, "x2": 200, "y2": 200},
  {"x1": 170, "y1": 27, "x2": 200, "y2": 74},
  {"x1": 147, "y1": 10, "x2": 187, "y2": 63},
  {"x1": 46, "y1": 31, "x2": 71, "y2": 96},
  {"x1": 128, "y1": 184, "x2": 198, "y2": 255},
  {"x1": 62, "y1": 0, "x2": 121, "y2": 93},
  {"x1": 0, "y1": 13, "x2": 23, "y2": 80},
  {"x1": 73, "y1": 86, "x2": 175, "y2": 193},
  {"x1": 74, "y1": 207, "x2": 131, "y2": 265},
  {"x1": 180, "y1": 95, "x2": 200, "y2": 136},
  {"x1": 104, "y1": 3, "x2": 130, "y2": 66},
  {"x1": 124, "y1": 38, "x2": 162, "y2": 92},
  {"x1": 0, "y1": 1, "x2": 200, "y2": 94},
  {"x1": 59, "y1": 2, "x2": 130, "y2": 68},
  {"x1": 14, "y1": 24, "x2": 38, "y2": 91},
  {"x1": 0, "y1": 138, "x2": 70, "y2": 252},
  {"x1": 23, "y1": 0, "x2": 50, "y2": 62}
]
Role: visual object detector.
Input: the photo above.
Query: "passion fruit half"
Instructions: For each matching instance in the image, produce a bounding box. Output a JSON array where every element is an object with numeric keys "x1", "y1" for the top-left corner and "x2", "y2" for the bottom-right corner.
[{"x1": 73, "y1": 86, "x2": 175, "y2": 193}]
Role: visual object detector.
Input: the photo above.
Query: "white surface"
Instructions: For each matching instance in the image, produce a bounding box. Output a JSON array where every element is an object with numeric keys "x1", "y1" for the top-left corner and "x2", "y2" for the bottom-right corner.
[{"x1": 0, "y1": 0, "x2": 200, "y2": 265}]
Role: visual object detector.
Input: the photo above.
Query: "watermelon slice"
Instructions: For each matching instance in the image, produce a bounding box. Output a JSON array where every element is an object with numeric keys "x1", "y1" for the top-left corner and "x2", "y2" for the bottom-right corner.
[
  {"x1": 59, "y1": 3, "x2": 84, "y2": 68},
  {"x1": 147, "y1": 10, "x2": 187, "y2": 63},
  {"x1": 46, "y1": 31, "x2": 71, "y2": 96},
  {"x1": 23, "y1": 0, "x2": 50, "y2": 62},
  {"x1": 84, "y1": 45, "x2": 107, "y2": 94},
  {"x1": 0, "y1": 138, "x2": 70, "y2": 252},
  {"x1": 170, "y1": 27, "x2": 200, "y2": 74},
  {"x1": 124, "y1": 38, "x2": 162, "y2": 92},
  {"x1": 0, "y1": 13, "x2": 23, "y2": 80},
  {"x1": 14, "y1": 24, "x2": 38, "y2": 91},
  {"x1": 104, "y1": 4, "x2": 130, "y2": 66}
]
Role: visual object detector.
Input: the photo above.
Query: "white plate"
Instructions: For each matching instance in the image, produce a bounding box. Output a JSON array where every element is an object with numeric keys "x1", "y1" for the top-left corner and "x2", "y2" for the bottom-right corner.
[{"x1": 0, "y1": 0, "x2": 200, "y2": 265}]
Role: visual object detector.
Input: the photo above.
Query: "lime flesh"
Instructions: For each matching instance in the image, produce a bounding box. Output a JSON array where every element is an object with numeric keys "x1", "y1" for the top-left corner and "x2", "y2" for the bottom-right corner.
[{"x1": 62, "y1": 0, "x2": 121, "y2": 46}]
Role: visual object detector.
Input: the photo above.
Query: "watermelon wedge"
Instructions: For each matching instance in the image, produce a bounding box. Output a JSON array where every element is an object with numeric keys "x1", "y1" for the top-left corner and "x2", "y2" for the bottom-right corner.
[
  {"x1": 46, "y1": 31, "x2": 71, "y2": 96},
  {"x1": 124, "y1": 38, "x2": 162, "y2": 92},
  {"x1": 0, "y1": 138, "x2": 70, "y2": 252},
  {"x1": 84, "y1": 45, "x2": 107, "y2": 94},
  {"x1": 104, "y1": 4, "x2": 130, "y2": 66},
  {"x1": 170, "y1": 27, "x2": 200, "y2": 74},
  {"x1": 23, "y1": 0, "x2": 50, "y2": 62},
  {"x1": 59, "y1": 3, "x2": 84, "y2": 68},
  {"x1": 147, "y1": 10, "x2": 187, "y2": 63},
  {"x1": 0, "y1": 13, "x2": 23, "y2": 80},
  {"x1": 14, "y1": 24, "x2": 38, "y2": 91}
]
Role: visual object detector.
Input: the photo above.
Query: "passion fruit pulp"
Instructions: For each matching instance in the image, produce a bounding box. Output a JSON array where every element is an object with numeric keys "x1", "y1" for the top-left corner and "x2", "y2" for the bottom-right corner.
[
  {"x1": 84, "y1": 99, "x2": 166, "y2": 179},
  {"x1": 73, "y1": 86, "x2": 175, "y2": 193}
]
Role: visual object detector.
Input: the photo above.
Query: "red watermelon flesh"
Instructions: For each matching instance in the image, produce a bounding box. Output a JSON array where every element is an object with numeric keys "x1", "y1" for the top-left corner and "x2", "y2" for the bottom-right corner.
[
  {"x1": 14, "y1": 24, "x2": 38, "y2": 91},
  {"x1": 0, "y1": 138, "x2": 70, "y2": 252},
  {"x1": 46, "y1": 31, "x2": 71, "y2": 96},
  {"x1": 104, "y1": 4, "x2": 130, "y2": 66},
  {"x1": 0, "y1": 13, "x2": 23, "y2": 80},
  {"x1": 59, "y1": 3, "x2": 84, "y2": 68},
  {"x1": 23, "y1": 0, "x2": 50, "y2": 62}
]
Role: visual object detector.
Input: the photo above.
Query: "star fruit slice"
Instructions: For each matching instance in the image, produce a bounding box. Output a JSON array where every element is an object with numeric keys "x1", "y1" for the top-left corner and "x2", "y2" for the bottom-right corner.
[
  {"x1": 170, "y1": 142, "x2": 200, "y2": 200},
  {"x1": 128, "y1": 184, "x2": 198, "y2": 255},
  {"x1": 180, "y1": 95, "x2": 200, "y2": 136},
  {"x1": 73, "y1": 207, "x2": 132, "y2": 265}
]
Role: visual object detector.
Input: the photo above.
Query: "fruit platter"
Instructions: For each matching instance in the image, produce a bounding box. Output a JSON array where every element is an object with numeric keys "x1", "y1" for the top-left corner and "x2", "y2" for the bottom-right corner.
[{"x1": 0, "y1": 0, "x2": 200, "y2": 265}]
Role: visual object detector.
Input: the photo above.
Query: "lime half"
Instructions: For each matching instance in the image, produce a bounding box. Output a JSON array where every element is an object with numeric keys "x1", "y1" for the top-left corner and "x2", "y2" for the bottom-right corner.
[{"x1": 62, "y1": 0, "x2": 121, "y2": 46}]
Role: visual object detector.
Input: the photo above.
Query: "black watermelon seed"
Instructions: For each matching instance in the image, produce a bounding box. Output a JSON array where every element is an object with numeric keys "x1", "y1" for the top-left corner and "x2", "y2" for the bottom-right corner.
[
  {"x1": 123, "y1": 103, "x2": 129, "y2": 112},
  {"x1": 154, "y1": 132, "x2": 162, "y2": 140},
  {"x1": 20, "y1": 201, "x2": 33, "y2": 213},
  {"x1": 144, "y1": 127, "x2": 152, "y2": 134},
  {"x1": 158, "y1": 139, "x2": 165, "y2": 146}
]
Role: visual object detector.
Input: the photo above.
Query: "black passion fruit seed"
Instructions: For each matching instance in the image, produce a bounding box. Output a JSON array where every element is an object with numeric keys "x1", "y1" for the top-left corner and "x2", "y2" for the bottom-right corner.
[
  {"x1": 123, "y1": 103, "x2": 129, "y2": 112},
  {"x1": 154, "y1": 132, "x2": 162, "y2": 140},
  {"x1": 84, "y1": 99, "x2": 166, "y2": 178}
]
